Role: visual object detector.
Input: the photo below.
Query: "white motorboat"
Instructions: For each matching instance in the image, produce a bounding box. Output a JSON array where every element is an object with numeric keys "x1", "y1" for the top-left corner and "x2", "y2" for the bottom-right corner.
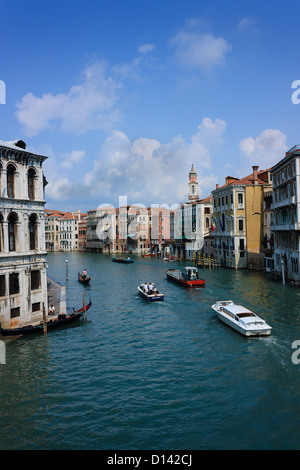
[
  {"x1": 138, "y1": 283, "x2": 164, "y2": 301},
  {"x1": 212, "y1": 300, "x2": 272, "y2": 337}
]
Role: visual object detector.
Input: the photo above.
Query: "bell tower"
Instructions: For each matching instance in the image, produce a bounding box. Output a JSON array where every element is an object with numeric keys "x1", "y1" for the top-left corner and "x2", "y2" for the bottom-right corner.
[{"x1": 188, "y1": 164, "x2": 198, "y2": 202}]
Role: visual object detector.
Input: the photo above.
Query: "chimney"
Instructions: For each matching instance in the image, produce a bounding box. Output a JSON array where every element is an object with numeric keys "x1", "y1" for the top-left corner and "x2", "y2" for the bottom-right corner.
[
  {"x1": 252, "y1": 165, "x2": 259, "y2": 185},
  {"x1": 216, "y1": 184, "x2": 219, "y2": 189}
]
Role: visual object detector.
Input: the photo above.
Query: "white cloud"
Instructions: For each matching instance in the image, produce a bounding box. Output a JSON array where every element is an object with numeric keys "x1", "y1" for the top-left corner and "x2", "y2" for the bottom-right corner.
[
  {"x1": 15, "y1": 62, "x2": 122, "y2": 136},
  {"x1": 112, "y1": 43, "x2": 158, "y2": 81},
  {"x1": 83, "y1": 118, "x2": 224, "y2": 206},
  {"x1": 138, "y1": 43, "x2": 156, "y2": 54},
  {"x1": 60, "y1": 150, "x2": 86, "y2": 169},
  {"x1": 170, "y1": 29, "x2": 231, "y2": 72},
  {"x1": 239, "y1": 129, "x2": 287, "y2": 166},
  {"x1": 237, "y1": 17, "x2": 259, "y2": 33}
]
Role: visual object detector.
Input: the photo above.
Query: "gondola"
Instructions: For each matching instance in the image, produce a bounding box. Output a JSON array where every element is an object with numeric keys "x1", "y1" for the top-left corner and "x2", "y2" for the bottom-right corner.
[
  {"x1": 0, "y1": 300, "x2": 92, "y2": 336},
  {"x1": 111, "y1": 257, "x2": 134, "y2": 263},
  {"x1": 78, "y1": 273, "x2": 91, "y2": 284}
]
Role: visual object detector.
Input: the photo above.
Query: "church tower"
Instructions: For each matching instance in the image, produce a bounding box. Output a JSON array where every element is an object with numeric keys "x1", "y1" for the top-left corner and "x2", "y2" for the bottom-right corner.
[{"x1": 188, "y1": 164, "x2": 198, "y2": 202}]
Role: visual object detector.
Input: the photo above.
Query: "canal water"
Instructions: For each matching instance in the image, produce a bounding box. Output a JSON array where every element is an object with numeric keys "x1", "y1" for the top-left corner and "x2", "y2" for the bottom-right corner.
[{"x1": 1, "y1": 252, "x2": 300, "y2": 450}]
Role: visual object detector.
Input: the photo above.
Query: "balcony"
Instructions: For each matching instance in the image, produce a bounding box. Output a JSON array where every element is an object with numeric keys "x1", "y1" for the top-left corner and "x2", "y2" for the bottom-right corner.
[
  {"x1": 271, "y1": 222, "x2": 300, "y2": 231},
  {"x1": 272, "y1": 196, "x2": 296, "y2": 209}
]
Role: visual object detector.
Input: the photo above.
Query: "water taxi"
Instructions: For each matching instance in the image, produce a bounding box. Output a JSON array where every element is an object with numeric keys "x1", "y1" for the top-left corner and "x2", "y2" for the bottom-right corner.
[
  {"x1": 212, "y1": 300, "x2": 272, "y2": 337},
  {"x1": 138, "y1": 283, "x2": 164, "y2": 301},
  {"x1": 166, "y1": 267, "x2": 205, "y2": 288}
]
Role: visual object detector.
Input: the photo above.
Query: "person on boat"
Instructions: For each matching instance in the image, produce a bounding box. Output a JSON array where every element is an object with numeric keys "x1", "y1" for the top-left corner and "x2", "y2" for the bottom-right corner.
[
  {"x1": 82, "y1": 269, "x2": 87, "y2": 280},
  {"x1": 48, "y1": 304, "x2": 55, "y2": 315},
  {"x1": 149, "y1": 283, "x2": 154, "y2": 293},
  {"x1": 144, "y1": 283, "x2": 149, "y2": 293}
]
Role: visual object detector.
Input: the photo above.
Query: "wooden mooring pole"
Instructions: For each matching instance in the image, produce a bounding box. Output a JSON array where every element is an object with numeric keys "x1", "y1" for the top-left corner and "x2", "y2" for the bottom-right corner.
[
  {"x1": 42, "y1": 303, "x2": 47, "y2": 335},
  {"x1": 83, "y1": 292, "x2": 87, "y2": 320}
]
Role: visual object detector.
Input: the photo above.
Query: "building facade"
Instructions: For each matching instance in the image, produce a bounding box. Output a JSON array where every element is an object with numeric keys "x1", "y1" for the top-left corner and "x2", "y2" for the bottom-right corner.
[
  {"x1": 212, "y1": 166, "x2": 272, "y2": 269},
  {"x1": 0, "y1": 139, "x2": 48, "y2": 328},
  {"x1": 271, "y1": 145, "x2": 300, "y2": 282},
  {"x1": 45, "y1": 209, "x2": 86, "y2": 251}
]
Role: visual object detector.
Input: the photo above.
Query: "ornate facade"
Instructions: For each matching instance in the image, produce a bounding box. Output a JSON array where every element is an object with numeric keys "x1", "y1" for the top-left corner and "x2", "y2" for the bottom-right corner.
[{"x1": 0, "y1": 139, "x2": 48, "y2": 328}]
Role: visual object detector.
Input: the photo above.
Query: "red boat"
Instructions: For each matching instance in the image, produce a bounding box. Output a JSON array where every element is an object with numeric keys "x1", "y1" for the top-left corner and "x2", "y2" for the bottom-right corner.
[{"x1": 166, "y1": 267, "x2": 205, "y2": 288}]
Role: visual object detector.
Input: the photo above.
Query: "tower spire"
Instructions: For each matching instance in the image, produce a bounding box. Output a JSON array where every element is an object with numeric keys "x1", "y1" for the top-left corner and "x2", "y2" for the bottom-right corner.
[{"x1": 188, "y1": 164, "x2": 198, "y2": 202}]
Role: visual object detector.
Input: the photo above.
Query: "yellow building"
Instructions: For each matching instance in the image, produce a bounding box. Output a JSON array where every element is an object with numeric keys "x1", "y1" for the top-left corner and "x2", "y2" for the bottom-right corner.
[{"x1": 212, "y1": 166, "x2": 272, "y2": 269}]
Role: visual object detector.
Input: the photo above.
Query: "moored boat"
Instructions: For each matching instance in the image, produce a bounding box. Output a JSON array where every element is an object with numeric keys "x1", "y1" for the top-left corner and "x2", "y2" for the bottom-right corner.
[
  {"x1": 111, "y1": 257, "x2": 134, "y2": 263},
  {"x1": 211, "y1": 300, "x2": 272, "y2": 337},
  {"x1": 78, "y1": 273, "x2": 91, "y2": 284},
  {"x1": 138, "y1": 283, "x2": 164, "y2": 301},
  {"x1": 166, "y1": 267, "x2": 205, "y2": 288},
  {"x1": 0, "y1": 300, "x2": 92, "y2": 336}
]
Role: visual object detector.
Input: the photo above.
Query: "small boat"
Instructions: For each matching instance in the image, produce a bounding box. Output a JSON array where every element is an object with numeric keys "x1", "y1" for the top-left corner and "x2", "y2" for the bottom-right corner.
[
  {"x1": 142, "y1": 252, "x2": 155, "y2": 258},
  {"x1": 138, "y1": 283, "x2": 164, "y2": 301},
  {"x1": 0, "y1": 301, "x2": 92, "y2": 336},
  {"x1": 166, "y1": 267, "x2": 205, "y2": 288},
  {"x1": 111, "y1": 257, "x2": 134, "y2": 263},
  {"x1": 211, "y1": 300, "x2": 272, "y2": 337},
  {"x1": 78, "y1": 273, "x2": 91, "y2": 284}
]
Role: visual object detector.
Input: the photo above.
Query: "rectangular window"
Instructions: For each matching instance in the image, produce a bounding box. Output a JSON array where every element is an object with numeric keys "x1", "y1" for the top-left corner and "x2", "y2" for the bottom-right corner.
[
  {"x1": 239, "y1": 239, "x2": 245, "y2": 257},
  {"x1": 238, "y1": 219, "x2": 244, "y2": 231},
  {"x1": 238, "y1": 193, "x2": 243, "y2": 204},
  {"x1": 11, "y1": 307, "x2": 20, "y2": 318},
  {"x1": 32, "y1": 302, "x2": 40, "y2": 312},
  {"x1": 9, "y1": 273, "x2": 19, "y2": 295},
  {"x1": 31, "y1": 270, "x2": 41, "y2": 290},
  {"x1": 0, "y1": 275, "x2": 5, "y2": 296}
]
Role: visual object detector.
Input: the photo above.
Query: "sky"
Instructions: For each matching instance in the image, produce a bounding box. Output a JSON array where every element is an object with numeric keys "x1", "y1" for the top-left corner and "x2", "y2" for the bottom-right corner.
[{"x1": 1, "y1": 0, "x2": 300, "y2": 212}]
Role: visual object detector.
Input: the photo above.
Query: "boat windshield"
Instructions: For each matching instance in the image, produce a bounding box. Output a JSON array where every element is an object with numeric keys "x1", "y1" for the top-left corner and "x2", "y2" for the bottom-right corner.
[{"x1": 236, "y1": 313, "x2": 256, "y2": 318}]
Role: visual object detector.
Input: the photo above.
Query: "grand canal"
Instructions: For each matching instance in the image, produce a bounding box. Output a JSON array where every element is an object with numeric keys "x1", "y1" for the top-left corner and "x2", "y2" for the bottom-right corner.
[{"x1": 1, "y1": 252, "x2": 300, "y2": 450}]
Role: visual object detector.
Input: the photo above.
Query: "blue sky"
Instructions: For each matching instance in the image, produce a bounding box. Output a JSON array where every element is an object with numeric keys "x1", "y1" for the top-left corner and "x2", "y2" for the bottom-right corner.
[{"x1": 1, "y1": 0, "x2": 300, "y2": 212}]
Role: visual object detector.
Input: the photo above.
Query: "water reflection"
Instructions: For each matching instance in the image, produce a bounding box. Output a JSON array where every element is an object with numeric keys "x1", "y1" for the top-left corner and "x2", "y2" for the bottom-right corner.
[{"x1": 1, "y1": 253, "x2": 300, "y2": 450}]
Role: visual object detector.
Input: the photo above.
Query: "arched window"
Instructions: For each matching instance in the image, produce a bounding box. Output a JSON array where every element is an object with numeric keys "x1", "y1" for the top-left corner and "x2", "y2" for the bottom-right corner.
[
  {"x1": 8, "y1": 212, "x2": 18, "y2": 251},
  {"x1": 0, "y1": 213, "x2": 3, "y2": 252},
  {"x1": 28, "y1": 168, "x2": 36, "y2": 200},
  {"x1": 7, "y1": 164, "x2": 16, "y2": 198},
  {"x1": 29, "y1": 214, "x2": 38, "y2": 250}
]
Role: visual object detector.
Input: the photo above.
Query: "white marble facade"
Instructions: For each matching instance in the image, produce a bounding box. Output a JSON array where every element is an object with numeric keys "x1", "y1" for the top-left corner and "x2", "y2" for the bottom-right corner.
[{"x1": 0, "y1": 140, "x2": 48, "y2": 328}]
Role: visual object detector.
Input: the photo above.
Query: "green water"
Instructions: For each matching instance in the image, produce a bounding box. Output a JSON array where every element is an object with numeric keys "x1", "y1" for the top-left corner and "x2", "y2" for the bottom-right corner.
[{"x1": 1, "y1": 252, "x2": 300, "y2": 450}]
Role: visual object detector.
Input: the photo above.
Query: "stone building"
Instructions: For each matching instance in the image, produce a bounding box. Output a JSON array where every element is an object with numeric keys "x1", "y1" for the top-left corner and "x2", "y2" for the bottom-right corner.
[
  {"x1": 271, "y1": 145, "x2": 300, "y2": 282},
  {"x1": 0, "y1": 139, "x2": 48, "y2": 328},
  {"x1": 212, "y1": 166, "x2": 272, "y2": 269}
]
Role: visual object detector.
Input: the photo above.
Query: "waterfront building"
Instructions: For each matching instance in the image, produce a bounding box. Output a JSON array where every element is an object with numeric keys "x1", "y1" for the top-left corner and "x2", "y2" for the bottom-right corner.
[
  {"x1": 169, "y1": 166, "x2": 213, "y2": 260},
  {"x1": 85, "y1": 205, "x2": 170, "y2": 255},
  {"x1": 271, "y1": 145, "x2": 300, "y2": 282},
  {"x1": 86, "y1": 206, "x2": 117, "y2": 253},
  {"x1": 78, "y1": 216, "x2": 87, "y2": 251},
  {"x1": 0, "y1": 139, "x2": 48, "y2": 328},
  {"x1": 212, "y1": 166, "x2": 272, "y2": 269},
  {"x1": 262, "y1": 189, "x2": 274, "y2": 273},
  {"x1": 45, "y1": 209, "x2": 86, "y2": 251}
]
